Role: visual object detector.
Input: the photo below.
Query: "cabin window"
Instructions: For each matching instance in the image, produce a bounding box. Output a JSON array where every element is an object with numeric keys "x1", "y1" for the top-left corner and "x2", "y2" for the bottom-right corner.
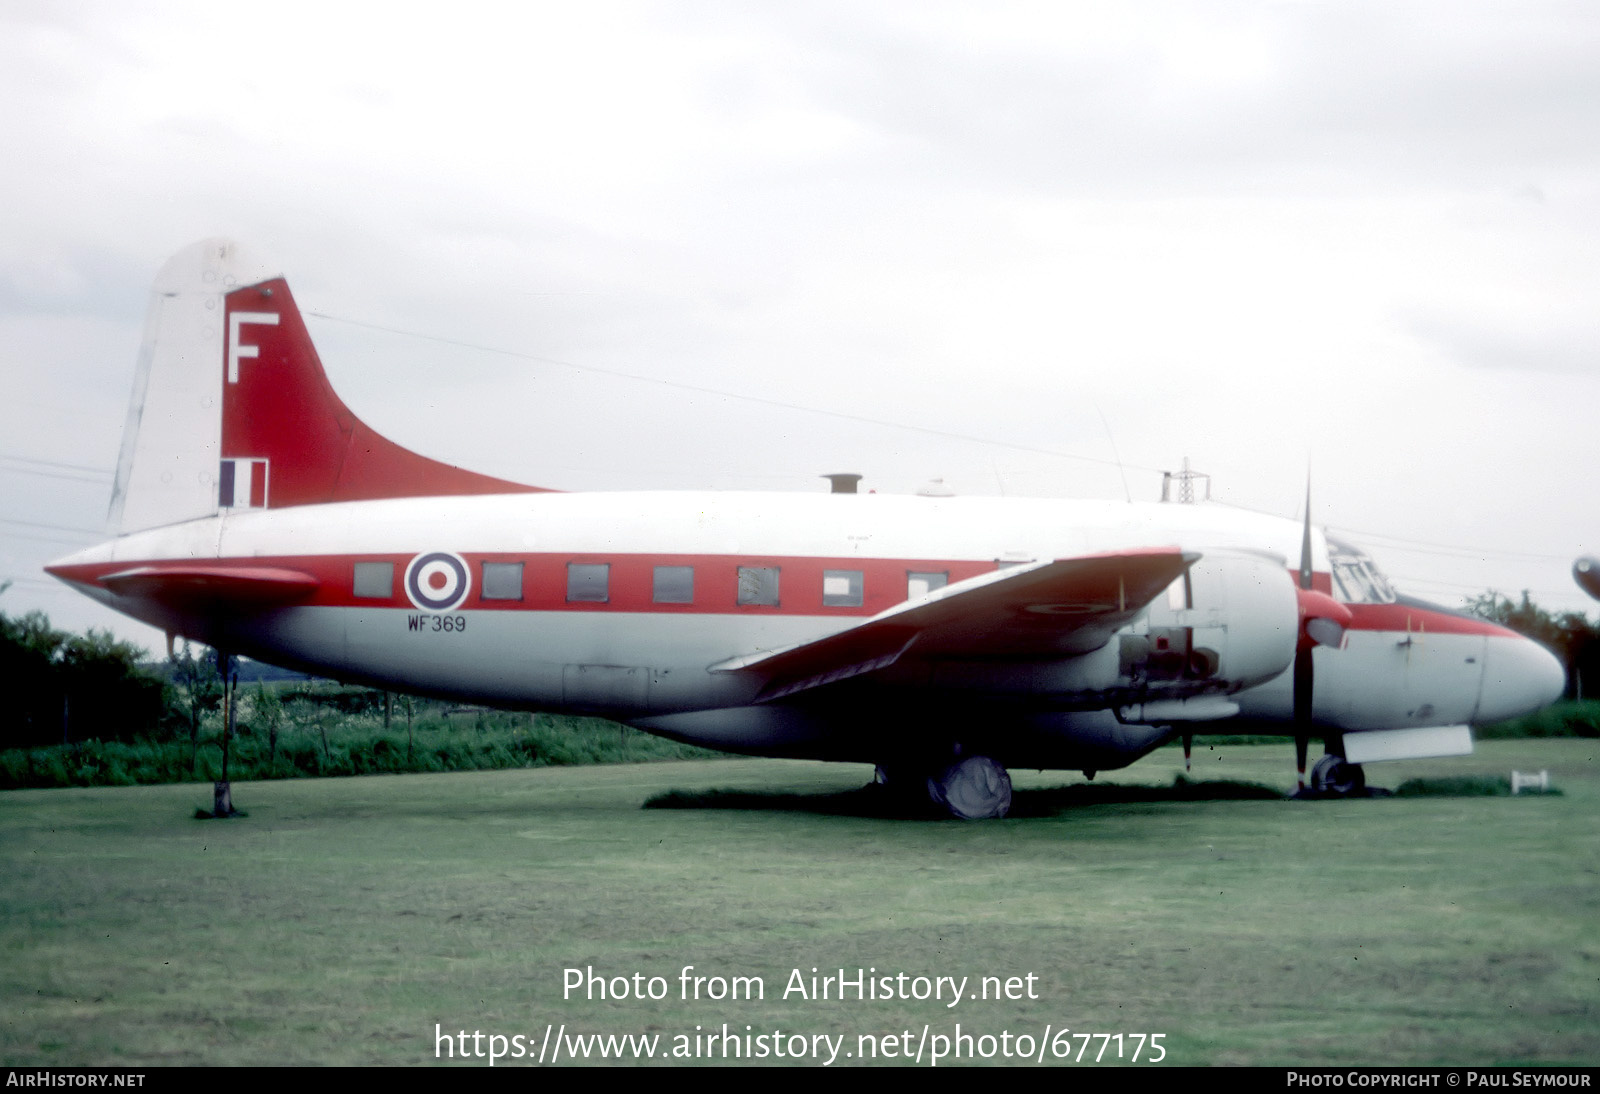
[
  {"x1": 653, "y1": 565, "x2": 694, "y2": 604},
  {"x1": 907, "y1": 571, "x2": 948, "y2": 599},
  {"x1": 481, "y1": 561, "x2": 524, "y2": 601},
  {"x1": 823, "y1": 569, "x2": 863, "y2": 607},
  {"x1": 737, "y1": 566, "x2": 780, "y2": 607},
  {"x1": 353, "y1": 562, "x2": 394, "y2": 599},
  {"x1": 567, "y1": 562, "x2": 609, "y2": 603}
]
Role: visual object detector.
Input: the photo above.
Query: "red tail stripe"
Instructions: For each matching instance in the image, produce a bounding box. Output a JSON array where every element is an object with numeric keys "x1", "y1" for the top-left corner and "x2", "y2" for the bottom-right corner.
[{"x1": 221, "y1": 280, "x2": 553, "y2": 508}]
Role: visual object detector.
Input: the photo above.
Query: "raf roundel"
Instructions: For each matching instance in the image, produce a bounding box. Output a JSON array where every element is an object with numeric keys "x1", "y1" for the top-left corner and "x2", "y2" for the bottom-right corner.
[{"x1": 404, "y1": 551, "x2": 471, "y2": 612}]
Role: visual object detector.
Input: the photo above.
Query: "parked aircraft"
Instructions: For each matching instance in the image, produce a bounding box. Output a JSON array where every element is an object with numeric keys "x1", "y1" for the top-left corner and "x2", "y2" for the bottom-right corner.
[
  {"x1": 1575, "y1": 557, "x2": 1600, "y2": 601},
  {"x1": 46, "y1": 241, "x2": 1566, "y2": 817}
]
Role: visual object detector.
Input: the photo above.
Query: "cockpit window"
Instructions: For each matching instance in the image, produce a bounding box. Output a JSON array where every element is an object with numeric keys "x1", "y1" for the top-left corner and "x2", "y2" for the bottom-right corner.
[{"x1": 1326, "y1": 534, "x2": 1397, "y2": 604}]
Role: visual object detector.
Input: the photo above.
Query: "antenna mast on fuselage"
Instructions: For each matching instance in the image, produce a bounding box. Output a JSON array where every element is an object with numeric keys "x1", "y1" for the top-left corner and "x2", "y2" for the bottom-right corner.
[{"x1": 1160, "y1": 457, "x2": 1211, "y2": 504}]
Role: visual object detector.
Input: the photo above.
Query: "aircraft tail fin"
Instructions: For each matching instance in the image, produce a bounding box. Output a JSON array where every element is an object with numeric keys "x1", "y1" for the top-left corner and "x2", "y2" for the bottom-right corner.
[{"x1": 109, "y1": 240, "x2": 548, "y2": 536}]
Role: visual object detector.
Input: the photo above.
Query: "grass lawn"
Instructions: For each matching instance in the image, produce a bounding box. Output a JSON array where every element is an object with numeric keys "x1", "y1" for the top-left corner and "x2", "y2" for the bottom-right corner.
[{"x1": 2, "y1": 739, "x2": 1595, "y2": 1066}]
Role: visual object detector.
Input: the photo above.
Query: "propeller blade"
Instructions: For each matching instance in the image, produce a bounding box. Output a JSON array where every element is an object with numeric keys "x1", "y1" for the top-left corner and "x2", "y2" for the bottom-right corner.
[
  {"x1": 1293, "y1": 476, "x2": 1317, "y2": 792},
  {"x1": 1298, "y1": 481, "x2": 1313, "y2": 591},
  {"x1": 1293, "y1": 644, "x2": 1313, "y2": 726}
]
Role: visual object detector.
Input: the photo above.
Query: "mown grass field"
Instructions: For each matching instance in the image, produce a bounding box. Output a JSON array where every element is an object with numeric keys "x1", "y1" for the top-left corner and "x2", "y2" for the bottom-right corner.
[{"x1": 2, "y1": 739, "x2": 1595, "y2": 1067}]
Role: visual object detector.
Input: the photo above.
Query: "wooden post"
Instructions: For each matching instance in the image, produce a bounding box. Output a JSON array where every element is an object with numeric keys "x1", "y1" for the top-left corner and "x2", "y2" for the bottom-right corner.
[{"x1": 214, "y1": 651, "x2": 238, "y2": 817}]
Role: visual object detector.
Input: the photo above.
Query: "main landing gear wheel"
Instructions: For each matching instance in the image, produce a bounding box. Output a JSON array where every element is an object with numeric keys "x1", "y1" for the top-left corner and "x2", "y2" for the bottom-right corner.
[
  {"x1": 929, "y1": 756, "x2": 1013, "y2": 820},
  {"x1": 1310, "y1": 754, "x2": 1366, "y2": 797}
]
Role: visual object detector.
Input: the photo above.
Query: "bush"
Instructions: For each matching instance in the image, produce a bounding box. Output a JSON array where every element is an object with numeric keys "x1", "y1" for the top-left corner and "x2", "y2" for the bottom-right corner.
[
  {"x1": 1476, "y1": 700, "x2": 1600, "y2": 739},
  {"x1": 0, "y1": 685, "x2": 726, "y2": 789},
  {"x1": 0, "y1": 609, "x2": 169, "y2": 748}
]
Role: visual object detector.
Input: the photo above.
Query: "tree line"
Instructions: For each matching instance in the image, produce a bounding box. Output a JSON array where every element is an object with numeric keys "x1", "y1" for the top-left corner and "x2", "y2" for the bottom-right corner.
[
  {"x1": 1, "y1": 606, "x2": 169, "y2": 749},
  {"x1": 1464, "y1": 591, "x2": 1600, "y2": 700},
  {"x1": 4, "y1": 588, "x2": 1598, "y2": 755}
]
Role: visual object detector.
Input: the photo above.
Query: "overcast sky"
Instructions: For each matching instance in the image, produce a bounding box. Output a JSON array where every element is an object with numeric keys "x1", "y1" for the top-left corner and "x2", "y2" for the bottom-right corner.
[{"x1": 3, "y1": 0, "x2": 1597, "y2": 652}]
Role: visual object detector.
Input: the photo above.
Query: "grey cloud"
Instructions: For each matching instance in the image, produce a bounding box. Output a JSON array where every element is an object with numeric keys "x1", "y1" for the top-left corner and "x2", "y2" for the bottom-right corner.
[
  {"x1": 1402, "y1": 307, "x2": 1600, "y2": 374},
  {"x1": 711, "y1": 2, "x2": 1600, "y2": 199}
]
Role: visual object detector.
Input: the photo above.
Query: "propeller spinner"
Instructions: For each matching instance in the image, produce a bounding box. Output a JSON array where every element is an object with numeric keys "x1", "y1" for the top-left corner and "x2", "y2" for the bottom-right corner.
[{"x1": 1575, "y1": 557, "x2": 1600, "y2": 601}]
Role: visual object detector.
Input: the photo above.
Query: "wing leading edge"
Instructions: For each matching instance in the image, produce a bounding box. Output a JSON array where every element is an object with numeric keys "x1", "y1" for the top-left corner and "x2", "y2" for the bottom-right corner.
[{"x1": 712, "y1": 548, "x2": 1198, "y2": 702}]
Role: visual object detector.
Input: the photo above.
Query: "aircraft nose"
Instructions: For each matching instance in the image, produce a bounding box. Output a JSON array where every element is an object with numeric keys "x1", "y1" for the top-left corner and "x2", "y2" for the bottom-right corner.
[{"x1": 1477, "y1": 638, "x2": 1566, "y2": 723}]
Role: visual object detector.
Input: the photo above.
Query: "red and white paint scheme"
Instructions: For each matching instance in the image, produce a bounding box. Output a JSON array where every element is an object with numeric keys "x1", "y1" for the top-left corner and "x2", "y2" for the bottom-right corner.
[{"x1": 48, "y1": 241, "x2": 1565, "y2": 817}]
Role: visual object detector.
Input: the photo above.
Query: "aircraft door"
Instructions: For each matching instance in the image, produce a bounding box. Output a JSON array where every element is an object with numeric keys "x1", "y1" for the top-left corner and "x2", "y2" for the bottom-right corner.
[{"x1": 1399, "y1": 629, "x2": 1486, "y2": 726}]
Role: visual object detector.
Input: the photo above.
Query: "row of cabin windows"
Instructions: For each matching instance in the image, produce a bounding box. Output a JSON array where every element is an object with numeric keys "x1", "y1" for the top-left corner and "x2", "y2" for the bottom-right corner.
[{"x1": 351, "y1": 561, "x2": 951, "y2": 606}]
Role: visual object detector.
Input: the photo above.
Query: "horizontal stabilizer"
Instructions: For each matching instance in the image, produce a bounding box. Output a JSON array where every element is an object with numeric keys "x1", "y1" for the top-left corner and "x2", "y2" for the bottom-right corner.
[
  {"x1": 714, "y1": 548, "x2": 1196, "y2": 702},
  {"x1": 98, "y1": 565, "x2": 320, "y2": 608}
]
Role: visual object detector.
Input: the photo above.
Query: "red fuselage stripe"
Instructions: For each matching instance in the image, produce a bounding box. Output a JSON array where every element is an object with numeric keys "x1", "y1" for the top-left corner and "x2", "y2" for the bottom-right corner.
[
  {"x1": 1341, "y1": 601, "x2": 1513, "y2": 638},
  {"x1": 51, "y1": 552, "x2": 1523, "y2": 638},
  {"x1": 58, "y1": 553, "x2": 992, "y2": 617}
]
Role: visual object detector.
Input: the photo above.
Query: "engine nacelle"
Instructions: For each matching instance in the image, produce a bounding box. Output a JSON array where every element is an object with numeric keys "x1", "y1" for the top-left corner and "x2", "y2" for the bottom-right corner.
[
  {"x1": 1117, "y1": 550, "x2": 1298, "y2": 716},
  {"x1": 921, "y1": 550, "x2": 1300, "y2": 713}
]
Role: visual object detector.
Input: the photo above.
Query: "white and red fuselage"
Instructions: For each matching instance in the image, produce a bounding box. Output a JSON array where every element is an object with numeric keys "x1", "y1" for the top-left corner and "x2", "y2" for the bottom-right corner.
[
  {"x1": 46, "y1": 241, "x2": 1566, "y2": 787},
  {"x1": 50, "y1": 489, "x2": 1561, "y2": 771}
]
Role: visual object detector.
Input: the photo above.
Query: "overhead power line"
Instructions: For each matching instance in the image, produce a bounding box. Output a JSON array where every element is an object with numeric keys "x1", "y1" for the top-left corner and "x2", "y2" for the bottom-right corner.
[
  {"x1": 1328, "y1": 526, "x2": 1575, "y2": 565},
  {"x1": 0, "y1": 453, "x2": 114, "y2": 485},
  {"x1": 0, "y1": 453, "x2": 112, "y2": 477},
  {"x1": 0, "y1": 530, "x2": 99, "y2": 547},
  {"x1": 0, "y1": 517, "x2": 103, "y2": 536},
  {"x1": 305, "y1": 310, "x2": 1165, "y2": 476}
]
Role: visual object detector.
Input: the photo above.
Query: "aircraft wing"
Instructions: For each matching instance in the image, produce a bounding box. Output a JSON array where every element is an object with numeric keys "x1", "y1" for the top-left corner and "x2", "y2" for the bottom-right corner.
[{"x1": 712, "y1": 548, "x2": 1196, "y2": 702}]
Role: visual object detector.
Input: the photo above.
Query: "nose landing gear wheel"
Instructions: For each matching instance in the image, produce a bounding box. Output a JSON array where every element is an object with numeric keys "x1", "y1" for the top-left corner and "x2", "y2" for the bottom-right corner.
[{"x1": 1310, "y1": 754, "x2": 1366, "y2": 797}]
